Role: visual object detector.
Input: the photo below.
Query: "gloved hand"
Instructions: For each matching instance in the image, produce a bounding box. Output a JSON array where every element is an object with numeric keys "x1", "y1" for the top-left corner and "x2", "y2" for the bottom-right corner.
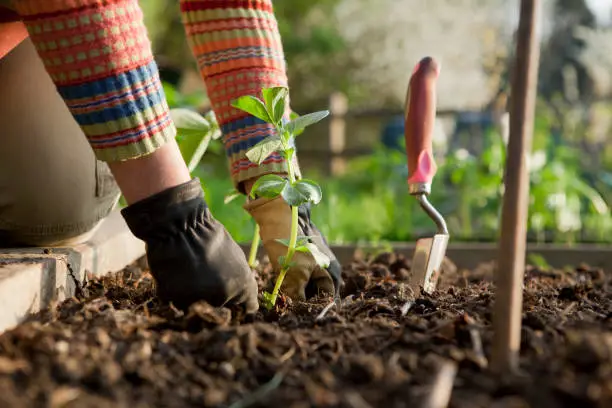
[
  {"x1": 244, "y1": 196, "x2": 342, "y2": 300},
  {"x1": 121, "y1": 178, "x2": 259, "y2": 313}
]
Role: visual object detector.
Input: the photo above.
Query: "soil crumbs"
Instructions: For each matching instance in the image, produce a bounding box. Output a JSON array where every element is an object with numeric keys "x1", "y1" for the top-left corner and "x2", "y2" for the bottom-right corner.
[{"x1": 0, "y1": 253, "x2": 610, "y2": 408}]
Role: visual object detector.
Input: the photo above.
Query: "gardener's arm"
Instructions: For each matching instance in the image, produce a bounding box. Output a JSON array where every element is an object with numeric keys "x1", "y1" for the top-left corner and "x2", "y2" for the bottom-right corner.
[
  {"x1": 11, "y1": 0, "x2": 258, "y2": 312},
  {"x1": 178, "y1": 0, "x2": 343, "y2": 300}
]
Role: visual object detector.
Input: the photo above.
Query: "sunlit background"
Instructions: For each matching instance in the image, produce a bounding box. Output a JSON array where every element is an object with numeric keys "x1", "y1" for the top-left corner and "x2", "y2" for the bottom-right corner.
[{"x1": 142, "y1": 0, "x2": 612, "y2": 245}]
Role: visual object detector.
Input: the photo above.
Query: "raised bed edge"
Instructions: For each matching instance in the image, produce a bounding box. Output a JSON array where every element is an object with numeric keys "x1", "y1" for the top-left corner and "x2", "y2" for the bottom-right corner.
[
  {"x1": 240, "y1": 242, "x2": 612, "y2": 270},
  {"x1": 0, "y1": 211, "x2": 145, "y2": 334}
]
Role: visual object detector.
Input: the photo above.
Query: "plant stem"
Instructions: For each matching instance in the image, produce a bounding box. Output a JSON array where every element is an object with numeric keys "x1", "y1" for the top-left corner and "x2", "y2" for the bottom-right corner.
[
  {"x1": 270, "y1": 267, "x2": 288, "y2": 305},
  {"x1": 248, "y1": 223, "x2": 260, "y2": 267},
  {"x1": 286, "y1": 206, "x2": 299, "y2": 259},
  {"x1": 285, "y1": 151, "x2": 296, "y2": 184},
  {"x1": 283, "y1": 147, "x2": 300, "y2": 262},
  {"x1": 267, "y1": 144, "x2": 301, "y2": 307}
]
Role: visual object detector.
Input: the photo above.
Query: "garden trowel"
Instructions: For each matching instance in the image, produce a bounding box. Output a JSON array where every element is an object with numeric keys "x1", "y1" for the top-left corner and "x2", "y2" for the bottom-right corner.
[{"x1": 404, "y1": 56, "x2": 449, "y2": 295}]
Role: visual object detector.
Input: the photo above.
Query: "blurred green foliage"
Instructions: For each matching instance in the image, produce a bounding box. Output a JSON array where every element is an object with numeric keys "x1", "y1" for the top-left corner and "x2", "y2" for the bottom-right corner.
[
  {"x1": 144, "y1": 0, "x2": 612, "y2": 246},
  {"x1": 165, "y1": 80, "x2": 611, "y2": 245},
  {"x1": 188, "y1": 141, "x2": 611, "y2": 245},
  {"x1": 142, "y1": 0, "x2": 352, "y2": 105}
]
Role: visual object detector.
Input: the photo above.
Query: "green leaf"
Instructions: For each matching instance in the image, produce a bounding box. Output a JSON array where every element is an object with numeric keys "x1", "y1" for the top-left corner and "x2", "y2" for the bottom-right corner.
[
  {"x1": 209, "y1": 128, "x2": 222, "y2": 140},
  {"x1": 273, "y1": 97, "x2": 287, "y2": 127},
  {"x1": 262, "y1": 87, "x2": 288, "y2": 125},
  {"x1": 170, "y1": 108, "x2": 211, "y2": 134},
  {"x1": 281, "y1": 179, "x2": 324, "y2": 207},
  {"x1": 231, "y1": 95, "x2": 272, "y2": 123},
  {"x1": 170, "y1": 109, "x2": 216, "y2": 172},
  {"x1": 203, "y1": 111, "x2": 223, "y2": 140},
  {"x1": 289, "y1": 111, "x2": 305, "y2": 136},
  {"x1": 283, "y1": 179, "x2": 322, "y2": 206},
  {"x1": 246, "y1": 135, "x2": 284, "y2": 165},
  {"x1": 224, "y1": 189, "x2": 242, "y2": 204},
  {"x1": 185, "y1": 133, "x2": 213, "y2": 173},
  {"x1": 262, "y1": 87, "x2": 284, "y2": 111},
  {"x1": 281, "y1": 184, "x2": 308, "y2": 207},
  {"x1": 295, "y1": 243, "x2": 331, "y2": 268},
  {"x1": 278, "y1": 256, "x2": 297, "y2": 269},
  {"x1": 276, "y1": 238, "x2": 291, "y2": 247},
  {"x1": 286, "y1": 110, "x2": 330, "y2": 135},
  {"x1": 251, "y1": 174, "x2": 288, "y2": 199},
  {"x1": 272, "y1": 87, "x2": 288, "y2": 107},
  {"x1": 272, "y1": 89, "x2": 288, "y2": 125}
]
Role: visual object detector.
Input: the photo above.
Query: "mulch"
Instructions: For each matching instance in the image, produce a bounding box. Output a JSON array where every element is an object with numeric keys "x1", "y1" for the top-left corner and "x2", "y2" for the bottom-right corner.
[{"x1": 0, "y1": 251, "x2": 609, "y2": 408}]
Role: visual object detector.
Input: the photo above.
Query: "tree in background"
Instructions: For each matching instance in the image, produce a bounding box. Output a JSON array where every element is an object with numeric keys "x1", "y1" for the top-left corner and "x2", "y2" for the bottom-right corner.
[
  {"x1": 538, "y1": 0, "x2": 612, "y2": 174},
  {"x1": 140, "y1": 0, "x2": 352, "y2": 107},
  {"x1": 539, "y1": 0, "x2": 597, "y2": 103},
  {"x1": 141, "y1": 0, "x2": 193, "y2": 85},
  {"x1": 139, "y1": 0, "x2": 612, "y2": 178},
  {"x1": 272, "y1": 0, "x2": 356, "y2": 106}
]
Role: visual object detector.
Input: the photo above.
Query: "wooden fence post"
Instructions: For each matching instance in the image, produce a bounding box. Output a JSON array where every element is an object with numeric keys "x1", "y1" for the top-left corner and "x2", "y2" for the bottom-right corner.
[
  {"x1": 328, "y1": 92, "x2": 348, "y2": 176},
  {"x1": 491, "y1": 0, "x2": 542, "y2": 374}
]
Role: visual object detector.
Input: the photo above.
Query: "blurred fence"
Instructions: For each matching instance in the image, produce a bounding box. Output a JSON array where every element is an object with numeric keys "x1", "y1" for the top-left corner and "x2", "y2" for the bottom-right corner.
[{"x1": 293, "y1": 91, "x2": 502, "y2": 177}]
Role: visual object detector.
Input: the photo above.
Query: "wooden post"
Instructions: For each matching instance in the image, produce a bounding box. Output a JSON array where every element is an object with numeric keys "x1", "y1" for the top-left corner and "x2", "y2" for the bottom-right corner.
[
  {"x1": 328, "y1": 92, "x2": 348, "y2": 176},
  {"x1": 491, "y1": 0, "x2": 542, "y2": 374}
]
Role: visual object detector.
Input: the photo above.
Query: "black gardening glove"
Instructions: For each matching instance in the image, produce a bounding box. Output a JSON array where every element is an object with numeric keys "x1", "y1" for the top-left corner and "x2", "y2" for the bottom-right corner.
[{"x1": 121, "y1": 178, "x2": 259, "y2": 313}]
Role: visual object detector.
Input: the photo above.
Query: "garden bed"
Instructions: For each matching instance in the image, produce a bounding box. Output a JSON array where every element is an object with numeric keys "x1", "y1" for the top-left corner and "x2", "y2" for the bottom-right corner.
[{"x1": 0, "y1": 253, "x2": 609, "y2": 408}]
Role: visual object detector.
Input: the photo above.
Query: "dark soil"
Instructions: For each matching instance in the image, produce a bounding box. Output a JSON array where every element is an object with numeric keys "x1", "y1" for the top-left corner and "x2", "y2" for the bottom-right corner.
[{"x1": 0, "y1": 252, "x2": 610, "y2": 408}]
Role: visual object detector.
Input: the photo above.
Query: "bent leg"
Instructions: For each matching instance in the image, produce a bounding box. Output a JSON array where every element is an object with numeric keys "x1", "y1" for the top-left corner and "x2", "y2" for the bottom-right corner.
[{"x1": 0, "y1": 39, "x2": 120, "y2": 246}]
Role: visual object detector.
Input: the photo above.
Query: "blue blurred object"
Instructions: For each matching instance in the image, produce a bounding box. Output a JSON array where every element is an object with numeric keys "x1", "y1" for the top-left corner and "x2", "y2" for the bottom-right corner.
[
  {"x1": 381, "y1": 115, "x2": 405, "y2": 152},
  {"x1": 454, "y1": 111, "x2": 494, "y2": 133},
  {"x1": 380, "y1": 110, "x2": 499, "y2": 155}
]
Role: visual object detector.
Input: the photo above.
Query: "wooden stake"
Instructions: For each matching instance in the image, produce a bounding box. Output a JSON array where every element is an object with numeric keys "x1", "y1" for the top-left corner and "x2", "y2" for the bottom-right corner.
[{"x1": 491, "y1": 0, "x2": 542, "y2": 374}]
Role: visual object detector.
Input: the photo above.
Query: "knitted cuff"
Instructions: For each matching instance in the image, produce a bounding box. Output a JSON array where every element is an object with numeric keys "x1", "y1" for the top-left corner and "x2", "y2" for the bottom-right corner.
[
  {"x1": 15, "y1": 0, "x2": 176, "y2": 162},
  {"x1": 179, "y1": 0, "x2": 299, "y2": 189}
]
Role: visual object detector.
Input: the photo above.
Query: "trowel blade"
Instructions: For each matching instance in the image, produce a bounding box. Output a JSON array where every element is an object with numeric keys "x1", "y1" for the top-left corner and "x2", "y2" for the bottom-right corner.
[{"x1": 410, "y1": 233, "x2": 449, "y2": 294}]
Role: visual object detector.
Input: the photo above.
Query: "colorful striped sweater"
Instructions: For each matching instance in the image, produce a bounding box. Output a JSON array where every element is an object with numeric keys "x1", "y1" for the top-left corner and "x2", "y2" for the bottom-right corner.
[{"x1": 9, "y1": 0, "x2": 296, "y2": 188}]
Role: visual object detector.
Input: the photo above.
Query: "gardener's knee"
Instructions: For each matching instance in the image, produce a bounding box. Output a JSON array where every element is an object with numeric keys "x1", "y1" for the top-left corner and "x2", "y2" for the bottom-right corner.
[{"x1": 0, "y1": 38, "x2": 120, "y2": 247}]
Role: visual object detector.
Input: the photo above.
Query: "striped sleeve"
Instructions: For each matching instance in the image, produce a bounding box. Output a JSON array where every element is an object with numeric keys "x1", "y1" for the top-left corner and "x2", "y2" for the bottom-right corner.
[
  {"x1": 13, "y1": 0, "x2": 176, "y2": 162},
  {"x1": 179, "y1": 0, "x2": 300, "y2": 189}
]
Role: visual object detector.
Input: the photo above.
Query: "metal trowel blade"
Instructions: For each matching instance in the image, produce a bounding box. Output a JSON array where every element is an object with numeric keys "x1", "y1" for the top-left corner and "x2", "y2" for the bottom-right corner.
[{"x1": 410, "y1": 233, "x2": 449, "y2": 294}]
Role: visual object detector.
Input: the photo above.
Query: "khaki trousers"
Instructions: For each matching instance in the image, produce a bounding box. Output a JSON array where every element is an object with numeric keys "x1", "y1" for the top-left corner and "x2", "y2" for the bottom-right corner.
[{"x1": 0, "y1": 38, "x2": 121, "y2": 247}]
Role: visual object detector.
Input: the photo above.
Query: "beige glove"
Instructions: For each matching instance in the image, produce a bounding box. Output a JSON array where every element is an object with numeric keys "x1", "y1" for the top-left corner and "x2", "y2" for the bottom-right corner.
[{"x1": 244, "y1": 196, "x2": 341, "y2": 300}]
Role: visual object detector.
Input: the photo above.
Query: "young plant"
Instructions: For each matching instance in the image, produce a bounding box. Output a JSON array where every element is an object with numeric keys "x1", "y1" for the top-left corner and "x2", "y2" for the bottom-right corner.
[{"x1": 231, "y1": 87, "x2": 331, "y2": 309}]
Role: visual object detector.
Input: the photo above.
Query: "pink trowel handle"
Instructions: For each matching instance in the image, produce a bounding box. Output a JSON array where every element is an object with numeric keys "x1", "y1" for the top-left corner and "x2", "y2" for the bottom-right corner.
[{"x1": 404, "y1": 57, "x2": 440, "y2": 195}]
